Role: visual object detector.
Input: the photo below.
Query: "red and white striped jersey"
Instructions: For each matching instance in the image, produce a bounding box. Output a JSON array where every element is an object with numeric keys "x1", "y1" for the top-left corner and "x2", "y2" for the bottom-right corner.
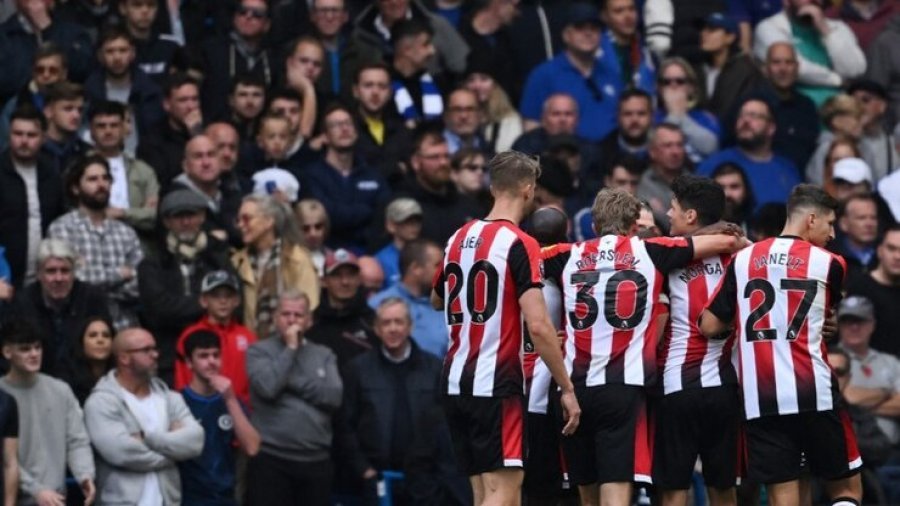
[
  {"x1": 660, "y1": 254, "x2": 738, "y2": 395},
  {"x1": 433, "y1": 220, "x2": 543, "y2": 397},
  {"x1": 706, "y1": 237, "x2": 846, "y2": 420},
  {"x1": 543, "y1": 235, "x2": 694, "y2": 388},
  {"x1": 527, "y1": 279, "x2": 564, "y2": 415}
]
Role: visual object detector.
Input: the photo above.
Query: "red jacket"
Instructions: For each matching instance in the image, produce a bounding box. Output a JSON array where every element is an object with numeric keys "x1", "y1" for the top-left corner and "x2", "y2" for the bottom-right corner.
[{"x1": 175, "y1": 318, "x2": 258, "y2": 405}]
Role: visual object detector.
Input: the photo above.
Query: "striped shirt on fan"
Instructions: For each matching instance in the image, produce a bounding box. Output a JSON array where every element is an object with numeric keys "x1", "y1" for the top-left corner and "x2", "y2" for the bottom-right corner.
[
  {"x1": 705, "y1": 236, "x2": 846, "y2": 420},
  {"x1": 542, "y1": 235, "x2": 694, "y2": 388},
  {"x1": 659, "y1": 253, "x2": 738, "y2": 395},
  {"x1": 433, "y1": 220, "x2": 543, "y2": 398}
]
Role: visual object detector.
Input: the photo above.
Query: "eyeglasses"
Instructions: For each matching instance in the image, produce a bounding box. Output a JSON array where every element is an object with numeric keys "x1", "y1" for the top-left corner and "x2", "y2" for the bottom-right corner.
[
  {"x1": 661, "y1": 77, "x2": 688, "y2": 86},
  {"x1": 126, "y1": 345, "x2": 158, "y2": 354},
  {"x1": 303, "y1": 223, "x2": 325, "y2": 232},
  {"x1": 237, "y1": 5, "x2": 268, "y2": 19}
]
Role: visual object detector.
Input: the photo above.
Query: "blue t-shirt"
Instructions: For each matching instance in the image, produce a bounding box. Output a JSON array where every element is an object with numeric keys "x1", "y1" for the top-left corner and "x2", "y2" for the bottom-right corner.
[
  {"x1": 374, "y1": 243, "x2": 400, "y2": 289},
  {"x1": 179, "y1": 388, "x2": 239, "y2": 506},
  {"x1": 698, "y1": 148, "x2": 800, "y2": 209}
]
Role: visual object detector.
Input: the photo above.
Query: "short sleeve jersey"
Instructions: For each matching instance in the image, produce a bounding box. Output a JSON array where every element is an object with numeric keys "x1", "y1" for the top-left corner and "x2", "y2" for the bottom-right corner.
[{"x1": 179, "y1": 388, "x2": 239, "y2": 504}]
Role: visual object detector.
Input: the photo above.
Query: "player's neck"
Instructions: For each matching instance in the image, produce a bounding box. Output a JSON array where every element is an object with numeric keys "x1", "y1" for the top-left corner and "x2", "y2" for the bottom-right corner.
[
  {"x1": 779, "y1": 224, "x2": 809, "y2": 241},
  {"x1": 485, "y1": 198, "x2": 524, "y2": 224}
]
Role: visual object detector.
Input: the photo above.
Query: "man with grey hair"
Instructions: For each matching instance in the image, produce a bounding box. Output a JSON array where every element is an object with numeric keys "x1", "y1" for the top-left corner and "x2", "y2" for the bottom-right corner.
[
  {"x1": 637, "y1": 123, "x2": 688, "y2": 232},
  {"x1": 10, "y1": 238, "x2": 110, "y2": 376},
  {"x1": 246, "y1": 290, "x2": 342, "y2": 505}
]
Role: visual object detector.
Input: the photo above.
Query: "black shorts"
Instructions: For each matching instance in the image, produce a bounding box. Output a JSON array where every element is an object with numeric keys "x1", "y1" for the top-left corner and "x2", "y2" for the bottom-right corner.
[
  {"x1": 443, "y1": 394, "x2": 525, "y2": 475},
  {"x1": 653, "y1": 385, "x2": 741, "y2": 490},
  {"x1": 524, "y1": 410, "x2": 571, "y2": 498},
  {"x1": 743, "y1": 408, "x2": 862, "y2": 484},
  {"x1": 560, "y1": 385, "x2": 652, "y2": 486}
]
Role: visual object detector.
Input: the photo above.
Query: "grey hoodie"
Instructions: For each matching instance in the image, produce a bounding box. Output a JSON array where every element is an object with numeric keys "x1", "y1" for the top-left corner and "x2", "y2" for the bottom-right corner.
[
  {"x1": 866, "y1": 15, "x2": 900, "y2": 130},
  {"x1": 83, "y1": 370, "x2": 204, "y2": 506}
]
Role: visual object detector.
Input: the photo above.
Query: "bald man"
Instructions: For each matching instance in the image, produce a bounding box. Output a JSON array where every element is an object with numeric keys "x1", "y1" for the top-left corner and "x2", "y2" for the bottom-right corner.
[
  {"x1": 531, "y1": 206, "x2": 569, "y2": 247},
  {"x1": 170, "y1": 135, "x2": 244, "y2": 246},
  {"x1": 357, "y1": 255, "x2": 385, "y2": 299},
  {"x1": 84, "y1": 328, "x2": 204, "y2": 505}
]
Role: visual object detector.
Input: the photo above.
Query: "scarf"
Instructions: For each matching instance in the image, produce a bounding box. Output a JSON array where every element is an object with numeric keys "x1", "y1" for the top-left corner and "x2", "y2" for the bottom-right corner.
[
  {"x1": 392, "y1": 72, "x2": 443, "y2": 121},
  {"x1": 249, "y1": 239, "x2": 283, "y2": 339},
  {"x1": 166, "y1": 232, "x2": 208, "y2": 295}
]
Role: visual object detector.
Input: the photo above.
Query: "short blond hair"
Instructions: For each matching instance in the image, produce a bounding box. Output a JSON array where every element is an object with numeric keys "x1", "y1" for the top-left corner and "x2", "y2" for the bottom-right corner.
[
  {"x1": 821, "y1": 94, "x2": 862, "y2": 126},
  {"x1": 591, "y1": 188, "x2": 642, "y2": 236},
  {"x1": 489, "y1": 151, "x2": 541, "y2": 194}
]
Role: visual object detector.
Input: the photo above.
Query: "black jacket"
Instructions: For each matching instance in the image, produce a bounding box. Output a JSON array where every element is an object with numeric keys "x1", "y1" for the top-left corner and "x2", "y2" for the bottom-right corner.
[
  {"x1": 0, "y1": 152, "x2": 65, "y2": 288},
  {"x1": 83, "y1": 66, "x2": 165, "y2": 148},
  {"x1": 9, "y1": 280, "x2": 110, "y2": 377},
  {"x1": 137, "y1": 233, "x2": 234, "y2": 383},
  {"x1": 151, "y1": 0, "x2": 233, "y2": 48},
  {"x1": 137, "y1": 119, "x2": 191, "y2": 191},
  {"x1": 339, "y1": 341, "x2": 442, "y2": 477},
  {"x1": 54, "y1": 0, "x2": 119, "y2": 43},
  {"x1": 394, "y1": 177, "x2": 481, "y2": 246},
  {"x1": 307, "y1": 289, "x2": 378, "y2": 370},
  {"x1": 698, "y1": 53, "x2": 766, "y2": 121},
  {"x1": 353, "y1": 109, "x2": 413, "y2": 189},
  {"x1": 196, "y1": 35, "x2": 277, "y2": 122},
  {"x1": 134, "y1": 34, "x2": 186, "y2": 88}
]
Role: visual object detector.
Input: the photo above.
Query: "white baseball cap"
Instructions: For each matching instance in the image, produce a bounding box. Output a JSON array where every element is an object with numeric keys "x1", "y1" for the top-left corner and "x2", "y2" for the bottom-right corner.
[
  {"x1": 252, "y1": 168, "x2": 300, "y2": 202},
  {"x1": 832, "y1": 157, "x2": 872, "y2": 185}
]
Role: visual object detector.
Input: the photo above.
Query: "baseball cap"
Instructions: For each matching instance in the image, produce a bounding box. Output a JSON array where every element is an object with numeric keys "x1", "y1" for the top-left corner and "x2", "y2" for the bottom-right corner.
[
  {"x1": 386, "y1": 198, "x2": 424, "y2": 223},
  {"x1": 324, "y1": 248, "x2": 360, "y2": 275},
  {"x1": 159, "y1": 189, "x2": 208, "y2": 217},
  {"x1": 838, "y1": 296, "x2": 875, "y2": 321},
  {"x1": 832, "y1": 157, "x2": 873, "y2": 185},
  {"x1": 704, "y1": 12, "x2": 738, "y2": 35},
  {"x1": 200, "y1": 270, "x2": 240, "y2": 293},
  {"x1": 846, "y1": 79, "x2": 889, "y2": 101},
  {"x1": 252, "y1": 167, "x2": 300, "y2": 202},
  {"x1": 565, "y1": 2, "x2": 601, "y2": 28}
]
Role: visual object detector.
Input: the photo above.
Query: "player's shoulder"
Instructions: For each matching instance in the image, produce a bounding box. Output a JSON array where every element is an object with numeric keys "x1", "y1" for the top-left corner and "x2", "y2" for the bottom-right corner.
[
  {"x1": 642, "y1": 236, "x2": 690, "y2": 248},
  {"x1": 540, "y1": 242, "x2": 573, "y2": 259}
]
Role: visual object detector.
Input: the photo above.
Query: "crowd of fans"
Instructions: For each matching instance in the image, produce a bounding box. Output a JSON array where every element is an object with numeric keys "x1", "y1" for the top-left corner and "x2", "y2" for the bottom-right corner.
[{"x1": 0, "y1": 0, "x2": 897, "y2": 504}]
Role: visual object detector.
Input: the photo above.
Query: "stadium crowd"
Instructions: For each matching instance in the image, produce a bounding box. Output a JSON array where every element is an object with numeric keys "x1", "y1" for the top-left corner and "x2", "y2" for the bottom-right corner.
[{"x1": 0, "y1": 0, "x2": 898, "y2": 504}]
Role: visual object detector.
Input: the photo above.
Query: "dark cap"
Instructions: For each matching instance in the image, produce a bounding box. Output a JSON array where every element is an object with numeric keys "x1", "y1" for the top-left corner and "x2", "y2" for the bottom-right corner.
[
  {"x1": 200, "y1": 270, "x2": 240, "y2": 293},
  {"x1": 159, "y1": 189, "x2": 208, "y2": 217},
  {"x1": 838, "y1": 295, "x2": 875, "y2": 321},
  {"x1": 324, "y1": 248, "x2": 360, "y2": 276},
  {"x1": 565, "y1": 2, "x2": 601, "y2": 28},
  {"x1": 846, "y1": 79, "x2": 889, "y2": 101},
  {"x1": 704, "y1": 12, "x2": 738, "y2": 34}
]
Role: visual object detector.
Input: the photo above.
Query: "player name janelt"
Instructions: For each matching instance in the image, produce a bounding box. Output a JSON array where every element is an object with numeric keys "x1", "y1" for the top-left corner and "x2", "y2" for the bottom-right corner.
[{"x1": 752, "y1": 252, "x2": 806, "y2": 271}]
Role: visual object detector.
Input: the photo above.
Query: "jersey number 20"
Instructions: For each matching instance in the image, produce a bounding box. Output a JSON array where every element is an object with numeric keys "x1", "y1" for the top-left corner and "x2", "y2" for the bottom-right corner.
[{"x1": 445, "y1": 261, "x2": 500, "y2": 325}]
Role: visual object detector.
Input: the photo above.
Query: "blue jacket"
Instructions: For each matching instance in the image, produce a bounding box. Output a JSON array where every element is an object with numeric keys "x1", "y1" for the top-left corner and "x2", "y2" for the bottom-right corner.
[
  {"x1": 369, "y1": 282, "x2": 448, "y2": 359},
  {"x1": 301, "y1": 158, "x2": 391, "y2": 251},
  {"x1": 598, "y1": 30, "x2": 656, "y2": 96},
  {"x1": 83, "y1": 66, "x2": 165, "y2": 147},
  {"x1": 698, "y1": 148, "x2": 800, "y2": 208}
]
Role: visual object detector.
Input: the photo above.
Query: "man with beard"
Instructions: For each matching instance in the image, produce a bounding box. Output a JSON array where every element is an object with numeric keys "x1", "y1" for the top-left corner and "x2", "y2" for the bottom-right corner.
[
  {"x1": 84, "y1": 327, "x2": 204, "y2": 505},
  {"x1": 442, "y1": 88, "x2": 484, "y2": 155},
  {"x1": 301, "y1": 104, "x2": 390, "y2": 252},
  {"x1": 138, "y1": 189, "x2": 235, "y2": 385},
  {"x1": 388, "y1": 18, "x2": 447, "y2": 125},
  {"x1": 83, "y1": 27, "x2": 164, "y2": 154},
  {"x1": 48, "y1": 155, "x2": 143, "y2": 330},
  {"x1": 699, "y1": 97, "x2": 799, "y2": 208},
  {"x1": 594, "y1": 89, "x2": 653, "y2": 181},
  {"x1": 711, "y1": 162, "x2": 754, "y2": 232}
]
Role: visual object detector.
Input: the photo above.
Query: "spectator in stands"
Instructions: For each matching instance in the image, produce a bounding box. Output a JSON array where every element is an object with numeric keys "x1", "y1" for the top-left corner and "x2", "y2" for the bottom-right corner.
[
  {"x1": 40, "y1": 81, "x2": 90, "y2": 174},
  {"x1": 282, "y1": 36, "x2": 328, "y2": 109},
  {"x1": 175, "y1": 270, "x2": 257, "y2": 405},
  {"x1": 138, "y1": 73, "x2": 203, "y2": 189},
  {"x1": 55, "y1": 0, "x2": 117, "y2": 43},
  {"x1": 228, "y1": 74, "x2": 266, "y2": 144},
  {"x1": 179, "y1": 328, "x2": 260, "y2": 505},
  {"x1": 450, "y1": 148, "x2": 491, "y2": 214},
  {"x1": 60, "y1": 316, "x2": 115, "y2": 405},
  {"x1": 354, "y1": 0, "x2": 469, "y2": 78},
  {"x1": 0, "y1": 106, "x2": 64, "y2": 288},
  {"x1": 806, "y1": 94, "x2": 878, "y2": 186},
  {"x1": 753, "y1": 0, "x2": 866, "y2": 106},
  {"x1": 302, "y1": 104, "x2": 390, "y2": 252},
  {"x1": 138, "y1": 189, "x2": 234, "y2": 384},
  {"x1": 711, "y1": 162, "x2": 754, "y2": 232},
  {"x1": 833, "y1": 193, "x2": 880, "y2": 277},
  {"x1": 307, "y1": 249, "x2": 378, "y2": 369},
  {"x1": 825, "y1": 0, "x2": 900, "y2": 51},
  {"x1": 443, "y1": 88, "x2": 484, "y2": 155},
  {"x1": 397, "y1": 129, "x2": 480, "y2": 244},
  {"x1": 849, "y1": 79, "x2": 898, "y2": 181},
  {"x1": 11, "y1": 239, "x2": 110, "y2": 378},
  {"x1": 0, "y1": 43, "x2": 66, "y2": 153},
  {"x1": 49, "y1": 155, "x2": 143, "y2": 330},
  {"x1": 0, "y1": 319, "x2": 95, "y2": 506},
  {"x1": 310, "y1": 0, "x2": 380, "y2": 104},
  {"x1": 295, "y1": 199, "x2": 331, "y2": 277},
  {"x1": 370, "y1": 240, "x2": 447, "y2": 359},
  {"x1": 598, "y1": 0, "x2": 655, "y2": 94},
  {"x1": 637, "y1": 123, "x2": 688, "y2": 229},
  {"x1": 258, "y1": 88, "x2": 318, "y2": 172},
  {"x1": 0, "y1": 376, "x2": 18, "y2": 506},
  {"x1": 832, "y1": 157, "x2": 875, "y2": 204},
  {"x1": 352, "y1": 62, "x2": 410, "y2": 187},
  {"x1": 388, "y1": 18, "x2": 446, "y2": 125},
  {"x1": 464, "y1": 56, "x2": 523, "y2": 154},
  {"x1": 594, "y1": 89, "x2": 652, "y2": 182},
  {"x1": 205, "y1": 122, "x2": 246, "y2": 194},
  {"x1": 232, "y1": 194, "x2": 320, "y2": 339},
  {"x1": 119, "y1": 0, "x2": 182, "y2": 87},
  {"x1": 0, "y1": 0, "x2": 92, "y2": 104},
  {"x1": 340, "y1": 297, "x2": 443, "y2": 505},
  {"x1": 170, "y1": 134, "x2": 243, "y2": 246},
  {"x1": 697, "y1": 13, "x2": 764, "y2": 121},
  {"x1": 246, "y1": 291, "x2": 342, "y2": 506},
  {"x1": 84, "y1": 27, "x2": 165, "y2": 153},
  {"x1": 375, "y1": 198, "x2": 424, "y2": 290},
  {"x1": 823, "y1": 138, "x2": 865, "y2": 197},
  {"x1": 197, "y1": 0, "x2": 275, "y2": 122},
  {"x1": 699, "y1": 97, "x2": 800, "y2": 208},
  {"x1": 605, "y1": 154, "x2": 644, "y2": 196},
  {"x1": 866, "y1": 15, "x2": 900, "y2": 128},
  {"x1": 655, "y1": 57, "x2": 720, "y2": 163},
  {"x1": 659, "y1": 0, "x2": 733, "y2": 65},
  {"x1": 251, "y1": 114, "x2": 294, "y2": 176},
  {"x1": 84, "y1": 327, "x2": 204, "y2": 505},
  {"x1": 458, "y1": 0, "x2": 520, "y2": 101},
  {"x1": 87, "y1": 100, "x2": 160, "y2": 239},
  {"x1": 357, "y1": 256, "x2": 386, "y2": 300},
  {"x1": 848, "y1": 226, "x2": 900, "y2": 357},
  {"x1": 520, "y1": 3, "x2": 620, "y2": 141}
]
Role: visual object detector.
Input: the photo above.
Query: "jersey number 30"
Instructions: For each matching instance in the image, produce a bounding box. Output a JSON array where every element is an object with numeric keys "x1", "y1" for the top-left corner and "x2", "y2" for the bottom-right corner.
[
  {"x1": 569, "y1": 270, "x2": 649, "y2": 330},
  {"x1": 744, "y1": 278, "x2": 818, "y2": 342}
]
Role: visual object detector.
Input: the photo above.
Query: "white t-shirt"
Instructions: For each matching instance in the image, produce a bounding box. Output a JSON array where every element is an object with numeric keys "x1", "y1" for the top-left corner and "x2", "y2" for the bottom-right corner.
[
  {"x1": 13, "y1": 161, "x2": 41, "y2": 283},
  {"x1": 121, "y1": 389, "x2": 166, "y2": 506},
  {"x1": 107, "y1": 155, "x2": 130, "y2": 210}
]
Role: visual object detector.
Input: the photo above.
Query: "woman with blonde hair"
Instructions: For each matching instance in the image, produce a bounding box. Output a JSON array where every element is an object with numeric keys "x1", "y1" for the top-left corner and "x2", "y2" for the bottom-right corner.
[
  {"x1": 464, "y1": 57, "x2": 523, "y2": 153},
  {"x1": 806, "y1": 94, "x2": 878, "y2": 185},
  {"x1": 821, "y1": 135, "x2": 864, "y2": 197},
  {"x1": 232, "y1": 194, "x2": 319, "y2": 339},
  {"x1": 655, "y1": 57, "x2": 720, "y2": 163}
]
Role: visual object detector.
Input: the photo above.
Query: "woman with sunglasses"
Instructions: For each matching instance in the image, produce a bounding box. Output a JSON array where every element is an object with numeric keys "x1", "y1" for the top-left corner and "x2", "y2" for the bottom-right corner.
[{"x1": 655, "y1": 57, "x2": 720, "y2": 164}]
